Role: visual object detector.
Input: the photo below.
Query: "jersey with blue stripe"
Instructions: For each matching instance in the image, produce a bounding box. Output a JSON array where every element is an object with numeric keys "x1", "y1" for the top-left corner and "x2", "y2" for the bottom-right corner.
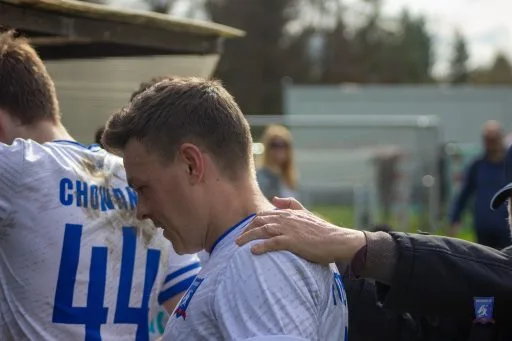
[
  {"x1": 0, "y1": 139, "x2": 200, "y2": 341},
  {"x1": 163, "y1": 215, "x2": 348, "y2": 341},
  {"x1": 149, "y1": 247, "x2": 201, "y2": 341}
]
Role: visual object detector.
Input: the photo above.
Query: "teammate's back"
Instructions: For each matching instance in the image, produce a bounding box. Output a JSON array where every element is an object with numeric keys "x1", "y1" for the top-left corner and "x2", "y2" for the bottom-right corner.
[
  {"x1": 0, "y1": 139, "x2": 197, "y2": 340},
  {"x1": 0, "y1": 31, "x2": 200, "y2": 340}
]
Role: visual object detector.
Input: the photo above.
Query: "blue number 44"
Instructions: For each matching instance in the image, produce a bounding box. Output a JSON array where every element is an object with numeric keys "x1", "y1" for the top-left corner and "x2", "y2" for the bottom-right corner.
[{"x1": 52, "y1": 224, "x2": 160, "y2": 341}]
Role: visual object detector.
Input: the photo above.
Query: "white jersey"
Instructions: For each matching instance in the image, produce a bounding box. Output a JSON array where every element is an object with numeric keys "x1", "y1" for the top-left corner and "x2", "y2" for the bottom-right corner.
[
  {"x1": 163, "y1": 215, "x2": 348, "y2": 341},
  {"x1": 0, "y1": 139, "x2": 201, "y2": 341}
]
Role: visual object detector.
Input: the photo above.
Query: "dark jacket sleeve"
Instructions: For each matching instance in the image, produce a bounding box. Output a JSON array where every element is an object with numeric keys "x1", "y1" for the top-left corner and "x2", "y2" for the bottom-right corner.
[
  {"x1": 336, "y1": 263, "x2": 421, "y2": 341},
  {"x1": 376, "y1": 232, "x2": 512, "y2": 321},
  {"x1": 449, "y1": 159, "x2": 480, "y2": 224}
]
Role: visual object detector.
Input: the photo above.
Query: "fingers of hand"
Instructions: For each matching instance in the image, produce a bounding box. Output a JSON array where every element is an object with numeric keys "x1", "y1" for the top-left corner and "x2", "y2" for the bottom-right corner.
[
  {"x1": 251, "y1": 210, "x2": 315, "y2": 234},
  {"x1": 251, "y1": 236, "x2": 288, "y2": 255},
  {"x1": 288, "y1": 198, "x2": 305, "y2": 210},
  {"x1": 272, "y1": 197, "x2": 292, "y2": 209},
  {"x1": 257, "y1": 207, "x2": 307, "y2": 218},
  {"x1": 236, "y1": 223, "x2": 281, "y2": 246},
  {"x1": 272, "y1": 196, "x2": 305, "y2": 210}
]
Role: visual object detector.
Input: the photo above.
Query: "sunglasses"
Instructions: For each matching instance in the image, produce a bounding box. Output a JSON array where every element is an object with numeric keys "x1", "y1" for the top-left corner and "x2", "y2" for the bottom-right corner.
[
  {"x1": 269, "y1": 140, "x2": 289, "y2": 149},
  {"x1": 483, "y1": 136, "x2": 501, "y2": 144}
]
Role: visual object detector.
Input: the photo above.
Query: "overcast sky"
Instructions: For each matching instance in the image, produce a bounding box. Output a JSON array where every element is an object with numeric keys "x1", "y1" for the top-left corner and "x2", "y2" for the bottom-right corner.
[{"x1": 371, "y1": 0, "x2": 512, "y2": 76}]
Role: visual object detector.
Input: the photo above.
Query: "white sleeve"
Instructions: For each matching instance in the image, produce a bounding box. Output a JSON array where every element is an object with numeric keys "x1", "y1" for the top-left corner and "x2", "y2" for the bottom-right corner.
[
  {"x1": 0, "y1": 140, "x2": 24, "y2": 222},
  {"x1": 213, "y1": 243, "x2": 323, "y2": 340},
  {"x1": 157, "y1": 246, "x2": 201, "y2": 305}
]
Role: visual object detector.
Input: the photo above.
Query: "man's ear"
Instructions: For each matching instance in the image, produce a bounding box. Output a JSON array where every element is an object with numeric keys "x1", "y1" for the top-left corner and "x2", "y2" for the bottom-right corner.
[{"x1": 178, "y1": 143, "x2": 205, "y2": 184}]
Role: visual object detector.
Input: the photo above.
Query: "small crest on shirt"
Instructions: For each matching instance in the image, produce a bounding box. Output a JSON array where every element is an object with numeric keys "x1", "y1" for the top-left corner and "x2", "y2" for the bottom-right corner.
[
  {"x1": 175, "y1": 277, "x2": 204, "y2": 320},
  {"x1": 473, "y1": 297, "x2": 495, "y2": 324}
]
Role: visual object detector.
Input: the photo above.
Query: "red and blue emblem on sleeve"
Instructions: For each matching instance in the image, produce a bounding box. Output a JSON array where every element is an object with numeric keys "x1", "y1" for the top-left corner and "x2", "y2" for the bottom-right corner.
[{"x1": 175, "y1": 277, "x2": 204, "y2": 320}]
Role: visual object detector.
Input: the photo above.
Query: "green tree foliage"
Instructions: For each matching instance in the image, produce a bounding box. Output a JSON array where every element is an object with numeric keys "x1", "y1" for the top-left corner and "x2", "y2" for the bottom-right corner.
[
  {"x1": 471, "y1": 53, "x2": 512, "y2": 84},
  {"x1": 206, "y1": 0, "x2": 296, "y2": 115},
  {"x1": 449, "y1": 31, "x2": 470, "y2": 84}
]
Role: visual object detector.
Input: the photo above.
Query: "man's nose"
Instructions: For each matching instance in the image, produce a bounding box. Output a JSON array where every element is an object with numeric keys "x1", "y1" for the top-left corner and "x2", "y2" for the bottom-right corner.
[{"x1": 136, "y1": 200, "x2": 150, "y2": 221}]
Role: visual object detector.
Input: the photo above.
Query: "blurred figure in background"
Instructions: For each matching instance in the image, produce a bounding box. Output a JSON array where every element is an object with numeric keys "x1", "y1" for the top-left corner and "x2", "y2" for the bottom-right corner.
[
  {"x1": 449, "y1": 120, "x2": 511, "y2": 249},
  {"x1": 256, "y1": 124, "x2": 299, "y2": 200},
  {"x1": 373, "y1": 147, "x2": 401, "y2": 223},
  {"x1": 437, "y1": 143, "x2": 449, "y2": 219},
  {"x1": 505, "y1": 131, "x2": 512, "y2": 148}
]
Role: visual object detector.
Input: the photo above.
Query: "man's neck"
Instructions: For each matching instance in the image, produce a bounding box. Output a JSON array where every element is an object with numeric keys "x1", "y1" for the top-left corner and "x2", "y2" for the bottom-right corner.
[
  {"x1": 23, "y1": 121, "x2": 74, "y2": 144},
  {"x1": 487, "y1": 150, "x2": 505, "y2": 163},
  {"x1": 204, "y1": 179, "x2": 274, "y2": 253}
]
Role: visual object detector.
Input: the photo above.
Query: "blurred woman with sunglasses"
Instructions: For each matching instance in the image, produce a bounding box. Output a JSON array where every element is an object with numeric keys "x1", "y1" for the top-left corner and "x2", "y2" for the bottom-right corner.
[{"x1": 256, "y1": 125, "x2": 299, "y2": 201}]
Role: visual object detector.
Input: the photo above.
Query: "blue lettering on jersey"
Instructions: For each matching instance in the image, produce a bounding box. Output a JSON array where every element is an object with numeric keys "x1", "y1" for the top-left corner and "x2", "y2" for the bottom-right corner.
[
  {"x1": 58, "y1": 178, "x2": 137, "y2": 212},
  {"x1": 175, "y1": 277, "x2": 204, "y2": 320},
  {"x1": 126, "y1": 186, "x2": 138, "y2": 209},
  {"x1": 99, "y1": 187, "x2": 114, "y2": 211},
  {"x1": 332, "y1": 273, "x2": 347, "y2": 306},
  {"x1": 52, "y1": 224, "x2": 160, "y2": 341},
  {"x1": 90, "y1": 185, "x2": 99, "y2": 209},
  {"x1": 59, "y1": 178, "x2": 74, "y2": 206},
  {"x1": 112, "y1": 188, "x2": 128, "y2": 210},
  {"x1": 76, "y1": 180, "x2": 88, "y2": 207}
]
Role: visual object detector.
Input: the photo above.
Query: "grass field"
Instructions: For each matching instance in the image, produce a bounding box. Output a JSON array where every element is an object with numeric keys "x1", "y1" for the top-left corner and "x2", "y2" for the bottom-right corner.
[{"x1": 310, "y1": 205, "x2": 476, "y2": 242}]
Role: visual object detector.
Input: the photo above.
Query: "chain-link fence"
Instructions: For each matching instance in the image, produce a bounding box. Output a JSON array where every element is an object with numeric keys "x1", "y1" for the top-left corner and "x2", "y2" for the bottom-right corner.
[{"x1": 248, "y1": 114, "x2": 442, "y2": 232}]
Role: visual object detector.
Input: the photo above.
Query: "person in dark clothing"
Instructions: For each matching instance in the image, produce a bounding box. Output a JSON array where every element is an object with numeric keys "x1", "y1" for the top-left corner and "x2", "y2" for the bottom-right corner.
[
  {"x1": 332, "y1": 223, "x2": 418, "y2": 341},
  {"x1": 336, "y1": 222, "x2": 425, "y2": 341},
  {"x1": 449, "y1": 120, "x2": 511, "y2": 249},
  {"x1": 340, "y1": 222, "x2": 479, "y2": 341},
  {"x1": 336, "y1": 261, "x2": 422, "y2": 341}
]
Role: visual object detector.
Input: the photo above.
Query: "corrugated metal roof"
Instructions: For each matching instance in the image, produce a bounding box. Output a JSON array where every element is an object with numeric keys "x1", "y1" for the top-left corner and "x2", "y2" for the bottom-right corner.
[{"x1": 1, "y1": 0, "x2": 244, "y2": 38}]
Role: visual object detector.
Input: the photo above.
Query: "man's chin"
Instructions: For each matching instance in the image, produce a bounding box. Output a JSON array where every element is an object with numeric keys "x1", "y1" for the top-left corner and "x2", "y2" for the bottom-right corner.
[
  {"x1": 163, "y1": 231, "x2": 198, "y2": 255},
  {"x1": 163, "y1": 230, "x2": 185, "y2": 254},
  {"x1": 171, "y1": 244, "x2": 191, "y2": 256}
]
